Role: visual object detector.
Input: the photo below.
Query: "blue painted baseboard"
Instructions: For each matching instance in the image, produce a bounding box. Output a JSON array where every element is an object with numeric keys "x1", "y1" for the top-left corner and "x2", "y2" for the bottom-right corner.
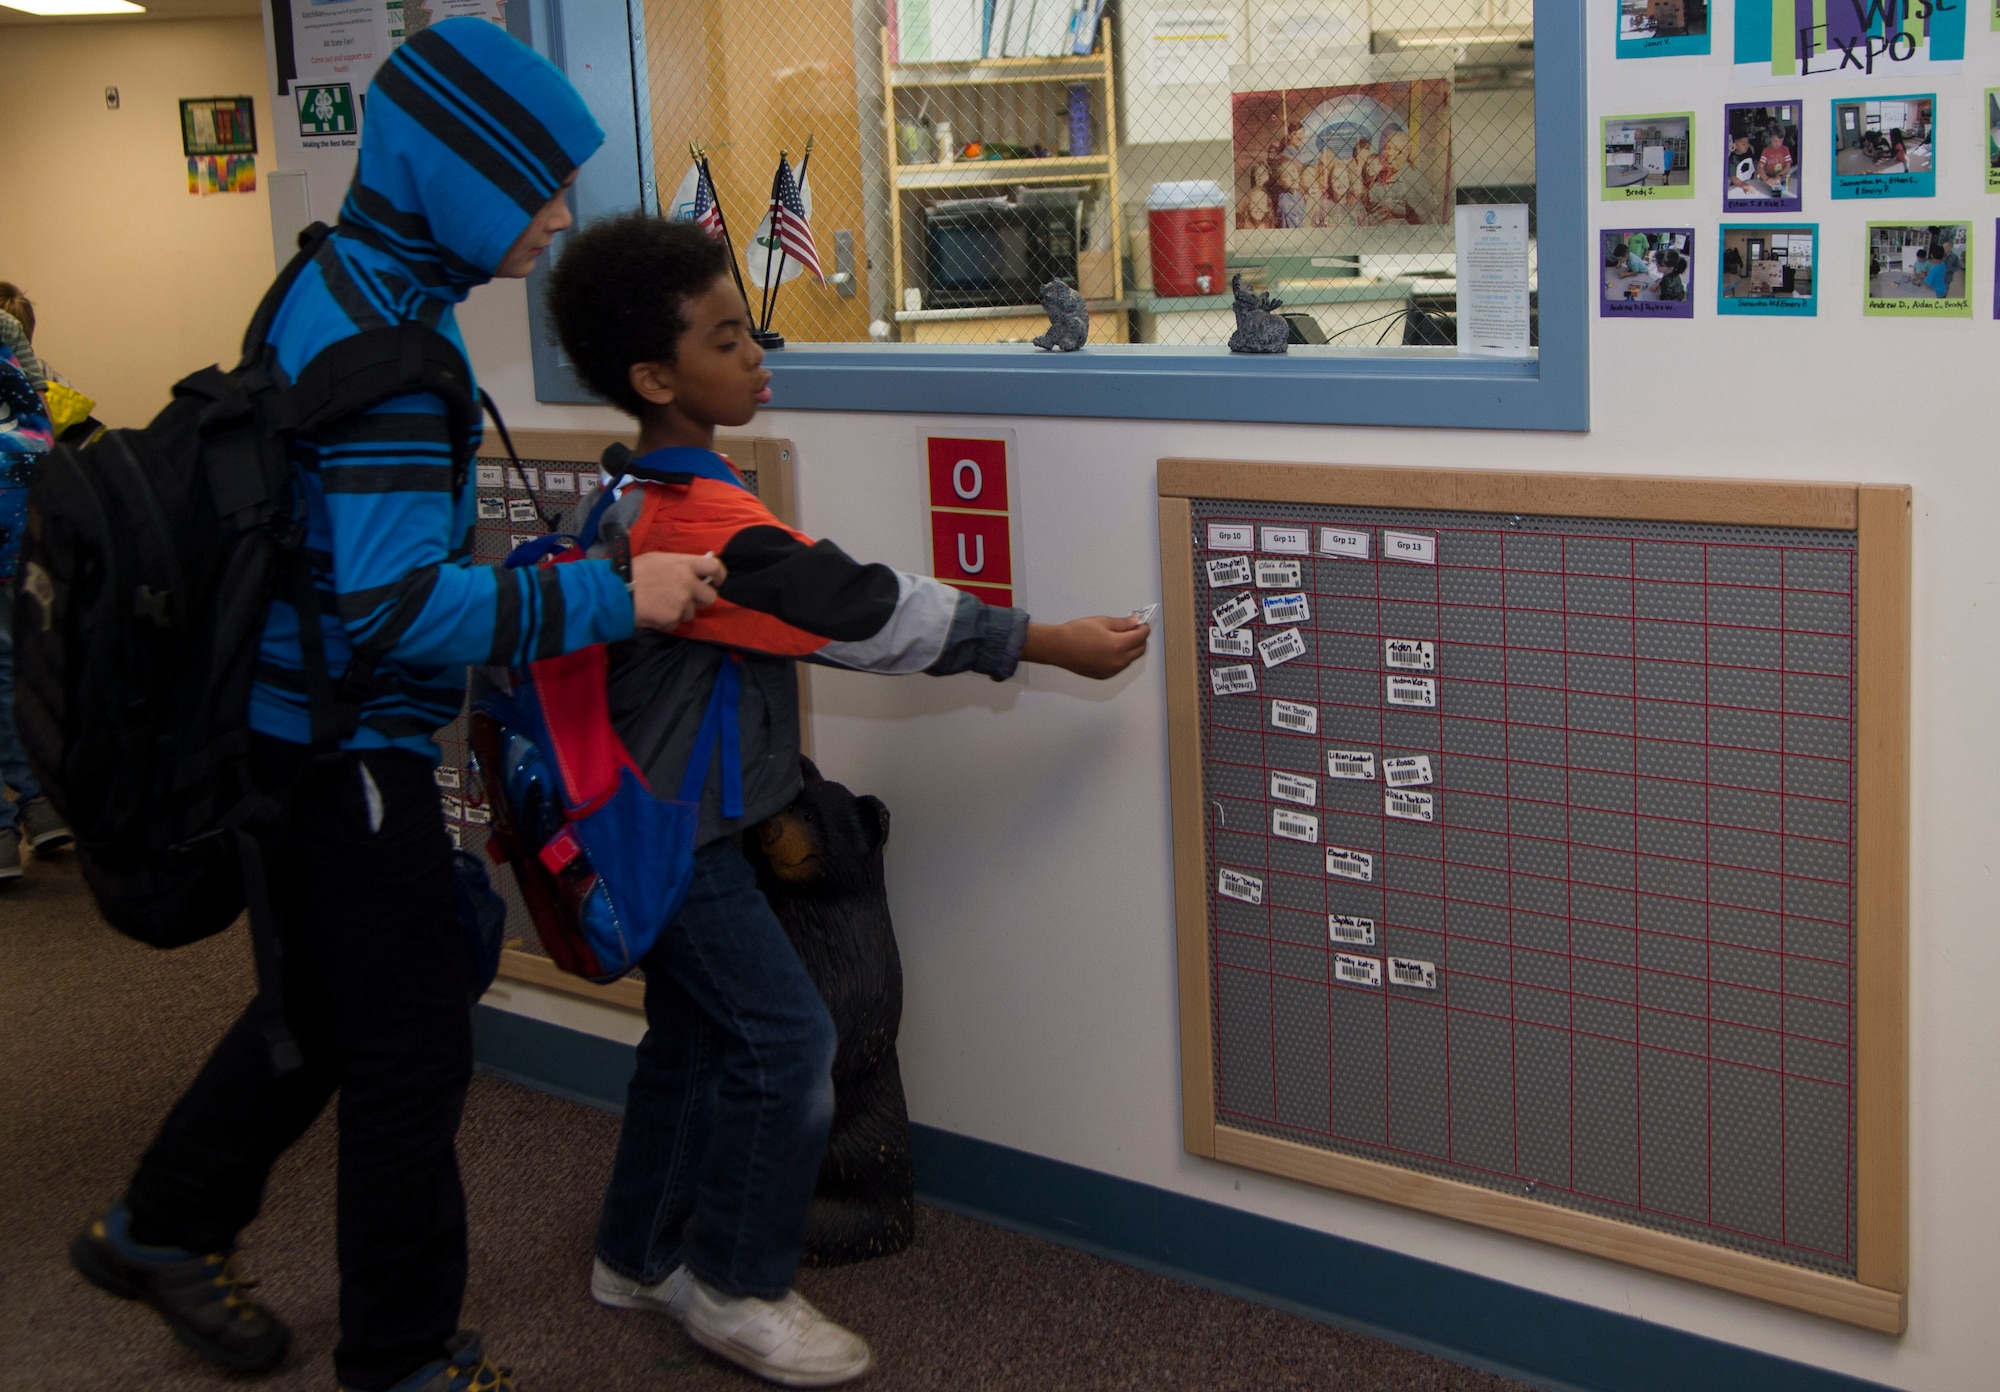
[{"x1": 471, "y1": 1004, "x2": 1896, "y2": 1392}]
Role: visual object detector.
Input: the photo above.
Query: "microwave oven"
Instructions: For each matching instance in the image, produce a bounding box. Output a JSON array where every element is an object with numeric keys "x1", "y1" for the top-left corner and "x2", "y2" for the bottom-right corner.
[{"x1": 922, "y1": 201, "x2": 1079, "y2": 309}]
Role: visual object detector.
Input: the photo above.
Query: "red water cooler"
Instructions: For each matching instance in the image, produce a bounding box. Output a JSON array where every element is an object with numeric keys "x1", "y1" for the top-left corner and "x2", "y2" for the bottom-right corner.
[{"x1": 1147, "y1": 180, "x2": 1227, "y2": 297}]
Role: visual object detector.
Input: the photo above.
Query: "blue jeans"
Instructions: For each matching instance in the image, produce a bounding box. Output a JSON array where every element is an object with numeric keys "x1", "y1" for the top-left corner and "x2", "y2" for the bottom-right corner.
[
  {"x1": 597, "y1": 838, "x2": 836, "y2": 1299},
  {"x1": 0, "y1": 587, "x2": 41, "y2": 835}
]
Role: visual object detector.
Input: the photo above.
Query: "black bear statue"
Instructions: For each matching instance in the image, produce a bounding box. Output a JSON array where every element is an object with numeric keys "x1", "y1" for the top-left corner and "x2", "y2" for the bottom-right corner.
[{"x1": 747, "y1": 758, "x2": 915, "y2": 1266}]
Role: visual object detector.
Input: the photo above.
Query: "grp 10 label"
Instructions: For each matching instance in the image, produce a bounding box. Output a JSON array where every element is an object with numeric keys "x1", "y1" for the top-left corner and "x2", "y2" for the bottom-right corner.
[{"x1": 926, "y1": 435, "x2": 1015, "y2": 608}]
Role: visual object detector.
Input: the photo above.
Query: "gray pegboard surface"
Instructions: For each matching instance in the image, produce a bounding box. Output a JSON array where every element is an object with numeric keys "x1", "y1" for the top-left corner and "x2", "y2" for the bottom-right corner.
[{"x1": 1194, "y1": 501, "x2": 1857, "y2": 1277}]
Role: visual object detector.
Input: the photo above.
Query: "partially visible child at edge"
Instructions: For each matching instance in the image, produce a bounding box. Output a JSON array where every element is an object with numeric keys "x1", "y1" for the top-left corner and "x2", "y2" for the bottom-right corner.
[
  {"x1": 0, "y1": 338, "x2": 72, "y2": 881},
  {"x1": 545, "y1": 215, "x2": 1150, "y2": 1389}
]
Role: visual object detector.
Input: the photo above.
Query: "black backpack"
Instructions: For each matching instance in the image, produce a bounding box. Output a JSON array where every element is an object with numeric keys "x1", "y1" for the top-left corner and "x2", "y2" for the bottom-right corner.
[{"x1": 11, "y1": 223, "x2": 481, "y2": 1065}]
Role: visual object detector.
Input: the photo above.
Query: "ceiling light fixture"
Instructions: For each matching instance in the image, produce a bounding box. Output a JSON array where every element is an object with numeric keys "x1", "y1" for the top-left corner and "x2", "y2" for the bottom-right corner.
[{"x1": 0, "y1": 0, "x2": 148, "y2": 14}]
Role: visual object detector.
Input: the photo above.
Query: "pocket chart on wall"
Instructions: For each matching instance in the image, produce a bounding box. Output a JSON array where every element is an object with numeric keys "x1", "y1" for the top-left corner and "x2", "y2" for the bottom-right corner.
[{"x1": 1732, "y1": 0, "x2": 1965, "y2": 83}]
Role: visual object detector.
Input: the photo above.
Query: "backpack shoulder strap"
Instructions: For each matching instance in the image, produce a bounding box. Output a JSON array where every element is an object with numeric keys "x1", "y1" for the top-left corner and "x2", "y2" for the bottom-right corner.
[
  {"x1": 239, "y1": 221, "x2": 335, "y2": 367},
  {"x1": 278, "y1": 320, "x2": 479, "y2": 477}
]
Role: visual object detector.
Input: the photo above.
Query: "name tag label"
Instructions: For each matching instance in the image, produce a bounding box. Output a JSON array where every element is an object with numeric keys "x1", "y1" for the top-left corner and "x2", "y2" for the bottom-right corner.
[
  {"x1": 1327, "y1": 749, "x2": 1377, "y2": 781},
  {"x1": 1207, "y1": 556, "x2": 1253, "y2": 587},
  {"x1": 1383, "y1": 755, "x2": 1434, "y2": 787},
  {"x1": 477, "y1": 498, "x2": 506, "y2": 520},
  {"x1": 1212, "y1": 593, "x2": 1258, "y2": 633},
  {"x1": 1209, "y1": 627, "x2": 1254, "y2": 657},
  {"x1": 1335, "y1": 953, "x2": 1383, "y2": 987},
  {"x1": 508, "y1": 499, "x2": 540, "y2": 523},
  {"x1": 1211, "y1": 664, "x2": 1258, "y2": 696},
  {"x1": 1325, "y1": 846, "x2": 1375, "y2": 882},
  {"x1": 434, "y1": 766, "x2": 462, "y2": 789},
  {"x1": 1208, "y1": 523, "x2": 1254, "y2": 551},
  {"x1": 1255, "y1": 558, "x2": 1302, "y2": 589},
  {"x1": 1383, "y1": 530, "x2": 1436, "y2": 564},
  {"x1": 1390, "y1": 956, "x2": 1438, "y2": 990},
  {"x1": 1384, "y1": 638, "x2": 1435, "y2": 671},
  {"x1": 1385, "y1": 789, "x2": 1435, "y2": 823},
  {"x1": 1270, "y1": 699, "x2": 1318, "y2": 734},
  {"x1": 1320, "y1": 526, "x2": 1371, "y2": 559},
  {"x1": 1218, "y1": 868, "x2": 1265, "y2": 904},
  {"x1": 1258, "y1": 629, "x2": 1307, "y2": 668},
  {"x1": 1271, "y1": 808, "x2": 1320, "y2": 843},
  {"x1": 440, "y1": 795, "x2": 463, "y2": 821},
  {"x1": 1270, "y1": 770, "x2": 1318, "y2": 805},
  {"x1": 1386, "y1": 675, "x2": 1437, "y2": 708},
  {"x1": 1262, "y1": 592, "x2": 1310, "y2": 626},
  {"x1": 1329, "y1": 913, "x2": 1377, "y2": 946},
  {"x1": 464, "y1": 804, "x2": 491, "y2": 826},
  {"x1": 1261, "y1": 526, "x2": 1310, "y2": 554}
]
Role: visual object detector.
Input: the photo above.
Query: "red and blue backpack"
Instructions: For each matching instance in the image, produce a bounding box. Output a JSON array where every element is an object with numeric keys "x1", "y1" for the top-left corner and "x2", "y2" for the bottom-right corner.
[{"x1": 470, "y1": 463, "x2": 742, "y2": 982}]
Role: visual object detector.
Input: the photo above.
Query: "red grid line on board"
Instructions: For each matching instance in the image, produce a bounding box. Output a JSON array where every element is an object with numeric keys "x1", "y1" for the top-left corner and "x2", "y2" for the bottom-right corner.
[{"x1": 1199, "y1": 513, "x2": 1857, "y2": 1265}]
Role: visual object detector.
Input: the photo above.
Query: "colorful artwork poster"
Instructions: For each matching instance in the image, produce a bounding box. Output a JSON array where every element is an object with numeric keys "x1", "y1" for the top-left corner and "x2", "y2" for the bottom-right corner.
[
  {"x1": 180, "y1": 97, "x2": 257, "y2": 156},
  {"x1": 1618, "y1": 0, "x2": 1711, "y2": 57},
  {"x1": 1831, "y1": 94, "x2": 1936, "y2": 199},
  {"x1": 1602, "y1": 112, "x2": 1695, "y2": 201},
  {"x1": 186, "y1": 155, "x2": 258, "y2": 195},
  {"x1": 1718, "y1": 222, "x2": 1817, "y2": 315},
  {"x1": 1723, "y1": 101, "x2": 1803, "y2": 212},
  {"x1": 1732, "y1": 0, "x2": 1965, "y2": 80},
  {"x1": 1600, "y1": 227, "x2": 1695, "y2": 317},
  {"x1": 1231, "y1": 80, "x2": 1451, "y2": 231},
  {"x1": 1986, "y1": 88, "x2": 2000, "y2": 192},
  {"x1": 1865, "y1": 220, "x2": 1970, "y2": 316}
]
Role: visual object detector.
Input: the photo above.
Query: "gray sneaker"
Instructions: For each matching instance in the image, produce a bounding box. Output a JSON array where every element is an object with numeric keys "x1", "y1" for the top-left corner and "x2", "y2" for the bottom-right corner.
[
  {"x1": 0, "y1": 829, "x2": 19, "y2": 882},
  {"x1": 20, "y1": 797, "x2": 72, "y2": 852}
]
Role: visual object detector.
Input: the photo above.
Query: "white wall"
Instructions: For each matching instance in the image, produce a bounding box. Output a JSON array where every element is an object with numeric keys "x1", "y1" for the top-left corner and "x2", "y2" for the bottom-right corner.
[
  {"x1": 0, "y1": 18, "x2": 276, "y2": 429},
  {"x1": 284, "y1": 10, "x2": 2000, "y2": 1389}
]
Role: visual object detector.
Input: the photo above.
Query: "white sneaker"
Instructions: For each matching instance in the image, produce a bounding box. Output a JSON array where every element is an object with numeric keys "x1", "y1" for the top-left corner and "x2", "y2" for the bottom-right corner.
[
  {"x1": 590, "y1": 1257, "x2": 695, "y2": 1321},
  {"x1": 681, "y1": 1279, "x2": 872, "y2": 1388}
]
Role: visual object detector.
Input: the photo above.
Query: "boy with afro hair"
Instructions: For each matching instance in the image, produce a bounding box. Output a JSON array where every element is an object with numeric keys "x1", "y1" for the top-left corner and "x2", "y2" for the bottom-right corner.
[{"x1": 547, "y1": 214, "x2": 1148, "y2": 1387}]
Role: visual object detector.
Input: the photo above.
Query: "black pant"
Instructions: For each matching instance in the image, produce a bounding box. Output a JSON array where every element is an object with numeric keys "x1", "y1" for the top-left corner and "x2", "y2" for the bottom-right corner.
[{"x1": 124, "y1": 739, "x2": 472, "y2": 1391}]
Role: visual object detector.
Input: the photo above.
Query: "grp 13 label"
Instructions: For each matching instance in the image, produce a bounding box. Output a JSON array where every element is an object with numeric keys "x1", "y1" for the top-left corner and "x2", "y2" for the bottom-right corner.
[{"x1": 1382, "y1": 530, "x2": 1436, "y2": 564}]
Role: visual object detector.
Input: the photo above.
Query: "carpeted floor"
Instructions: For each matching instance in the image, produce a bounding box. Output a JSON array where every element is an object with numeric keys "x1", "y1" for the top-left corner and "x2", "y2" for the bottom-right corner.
[{"x1": 0, "y1": 851, "x2": 1531, "y2": 1392}]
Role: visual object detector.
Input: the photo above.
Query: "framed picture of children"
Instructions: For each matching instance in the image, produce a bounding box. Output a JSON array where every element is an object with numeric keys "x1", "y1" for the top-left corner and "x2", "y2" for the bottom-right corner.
[
  {"x1": 1832, "y1": 95, "x2": 1935, "y2": 200},
  {"x1": 1717, "y1": 223, "x2": 1817, "y2": 317},
  {"x1": 1600, "y1": 228, "x2": 1693, "y2": 318},
  {"x1": 1230, "y1": 79, "x2": 1453, "y2": 237},
  {"x1": 1722, "y1": 102, "x2": 1801, "y2": 213},
  {"x1": 1617, "y1": 0, "x2": 1710, "y2": 58},
  {"x1": 1601, "y1": 112, "x2": 1694, "y2": 201},
  {"x1": 1865, "y1": 221, "x2": 1971, "y2": 318}
]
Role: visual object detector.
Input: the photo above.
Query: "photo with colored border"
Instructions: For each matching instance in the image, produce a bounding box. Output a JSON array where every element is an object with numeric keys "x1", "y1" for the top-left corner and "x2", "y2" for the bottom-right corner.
[
  {"x1": 1986, "y1": 89, "x2": 1999, "y2": 193},
  {"x1": 1602, "y1": 112, "x2": 1694, "y2": 201},
  {"x1": 1718, "y1": 223, "x2": 1816, "y2": 316},
  {"x1": 1600, "y1": 228, "x2": 1694, "y2": 318},
  {"x1": 1618, "y1": 0, "x2": 1710, "y2": 57},
  {"x1": 1865, "y1": 221, "x2": 1971, "y2": 317},
  {"x1": 1722, "y1": 102, "x2": 1802, "y2": 213},
  {"x1": 1832, "y1": 94, "x2": 1935, "y2": 200}
]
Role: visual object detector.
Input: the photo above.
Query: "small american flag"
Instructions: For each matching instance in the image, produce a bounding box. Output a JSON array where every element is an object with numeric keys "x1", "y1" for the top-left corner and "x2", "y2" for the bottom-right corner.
[
  {"x1": 769, "y1": 154, "x2": 823, "y2": 283},
  {"x1": 690, "y1": 161, "x2": 725, "y2": 239}
]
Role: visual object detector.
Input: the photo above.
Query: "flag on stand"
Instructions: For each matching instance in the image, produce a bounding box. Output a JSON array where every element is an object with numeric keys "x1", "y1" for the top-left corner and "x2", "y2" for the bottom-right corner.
[
  {"x1": 667, "y1": 159, "x2": 727, "y2": 239},
  {"x1": 769, "y1": 153, "x2": 823, "y2": 284}
]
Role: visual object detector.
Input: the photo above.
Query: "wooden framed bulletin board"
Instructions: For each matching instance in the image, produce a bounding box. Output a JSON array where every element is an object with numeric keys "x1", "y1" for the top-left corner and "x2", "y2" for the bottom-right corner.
[
  {"x1": 446, "y1": 429, "x2": 801, "y2": 1014},
  {"x1": 1158, "y1": 460, "x2": 1909, "y2": 1332}
]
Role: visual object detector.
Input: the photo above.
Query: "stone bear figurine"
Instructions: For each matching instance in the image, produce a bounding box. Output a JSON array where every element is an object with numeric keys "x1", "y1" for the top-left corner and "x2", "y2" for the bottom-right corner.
[
  {"x1": 1031, "y1": 279, "x2": 1089, "y2": 352},
  {"x1": 748, "y1": 759, "x2": 915, "y2": 1266},
  {"x1": 1226, "y1": 273, "x2": 1290, "y2": 355}
]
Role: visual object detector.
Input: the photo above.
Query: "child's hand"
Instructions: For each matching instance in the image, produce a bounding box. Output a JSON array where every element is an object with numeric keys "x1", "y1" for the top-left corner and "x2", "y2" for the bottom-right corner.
[
  {"x1": 1022, "y1": 615, "x2": 1151, "y2": 680},
  {"x1": 631, "y1": 551, "x2": 727, "y2": 631}
]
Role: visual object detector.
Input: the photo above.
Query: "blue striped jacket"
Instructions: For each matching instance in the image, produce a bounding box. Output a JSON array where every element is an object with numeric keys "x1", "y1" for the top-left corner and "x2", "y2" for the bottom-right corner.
[{"x1": 250, "y1": 18, "x2": 629, "y2": 757}]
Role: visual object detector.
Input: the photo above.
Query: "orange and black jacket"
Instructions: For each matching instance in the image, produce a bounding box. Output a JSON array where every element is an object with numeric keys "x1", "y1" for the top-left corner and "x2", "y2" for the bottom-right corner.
[{"x1": 587, "y1": 445, "x2": 1027, "y2": 844}]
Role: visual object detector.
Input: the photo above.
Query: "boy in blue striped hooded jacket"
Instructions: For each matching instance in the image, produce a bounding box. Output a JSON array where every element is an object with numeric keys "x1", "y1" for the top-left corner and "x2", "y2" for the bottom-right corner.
[{"x1": 65, "y1": 21, "x2": 724, "y2": 1392}]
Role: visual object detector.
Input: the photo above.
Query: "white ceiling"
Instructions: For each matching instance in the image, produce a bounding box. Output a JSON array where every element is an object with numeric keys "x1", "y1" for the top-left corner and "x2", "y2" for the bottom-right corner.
[{"x1": 0, "y1": 0, "x2": 262, "y2": 28}]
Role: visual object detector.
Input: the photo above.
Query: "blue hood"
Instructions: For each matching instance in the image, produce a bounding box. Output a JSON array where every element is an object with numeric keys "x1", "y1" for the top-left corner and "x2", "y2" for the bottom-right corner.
[{"x1": 338, "y1": 18, "x2": 605, "y2": 297}]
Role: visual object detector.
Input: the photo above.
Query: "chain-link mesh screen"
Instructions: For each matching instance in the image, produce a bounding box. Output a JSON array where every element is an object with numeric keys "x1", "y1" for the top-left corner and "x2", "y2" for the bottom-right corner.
[{"x1": 638, "y1": 0, "x2": 1534, "y2": 347}]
